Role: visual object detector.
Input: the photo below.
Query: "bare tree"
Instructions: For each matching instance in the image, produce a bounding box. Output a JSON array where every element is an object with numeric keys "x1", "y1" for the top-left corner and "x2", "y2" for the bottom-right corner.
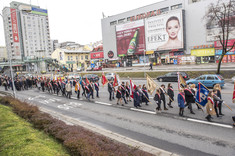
[{"x1": 205, "y1": 0, "x2": 235, "y2": 74}]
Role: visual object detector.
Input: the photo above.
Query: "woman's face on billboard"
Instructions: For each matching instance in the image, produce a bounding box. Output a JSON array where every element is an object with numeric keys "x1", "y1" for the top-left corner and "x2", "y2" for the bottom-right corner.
[{"x1": 166, "y1": 20, "x2": 180, "y2": 39}]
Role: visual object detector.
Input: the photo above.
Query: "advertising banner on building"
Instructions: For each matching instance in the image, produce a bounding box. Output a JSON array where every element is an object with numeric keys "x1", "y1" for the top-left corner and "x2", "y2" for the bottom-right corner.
[
  {"x1": 90, "y1": 52, "x2": 104, "y2": 59},
  {"x1": 191, "y1": 48, "x2": 215, "y2": 56},
  {"x1": 116, "y1": 20, "x2": 145, "y2": 56},
  {"x1": 11, "y1": 8, "x2": 19, "y2": 43},
  {"x1": 214, "y1": 39, "x2": 235, "y2": 48},
  {"x1": 145, "y1": 10, "x2": 184, "y2": 51}
]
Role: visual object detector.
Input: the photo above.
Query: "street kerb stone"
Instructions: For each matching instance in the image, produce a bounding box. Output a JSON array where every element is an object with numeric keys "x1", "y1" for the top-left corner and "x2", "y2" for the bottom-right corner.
[{"x1": 39, "y1": 107, "x2": 177, "y2": 156}]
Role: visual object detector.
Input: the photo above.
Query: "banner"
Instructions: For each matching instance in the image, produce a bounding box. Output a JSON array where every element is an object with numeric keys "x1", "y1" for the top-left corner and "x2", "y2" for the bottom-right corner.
[
  {"x1": 191, "y1": 48, "x2": 215, "y2": 57},
  {"x1": 130, "y1": 79, "x2": 135, "y2": 99},
  {"x1": 113, "y1": 74, "x2": 118, "y2": 87},
  {"x1": 146, "y1": 74, "x2": 157, "y2": 95},
  {"x1": 145, "y1": 10, "x2": 184, "y2": 51},
  {"x1": 195, "y1": 83, "x2": 209, "y2": 107},
  {"x1": 11, "y1": 8, "x2": 19, "y2": 43},
  {"x1": 91, "y1": 52, "x2": 104, "y2": 59},
  {"x1": 177, "y1": 72, "x2": 186, "y2": 90},
  {"x1": 116, "y1": 20, "x2": 145, "y2": 56},
  {"x1": 101, "y1": 72, "x2": 108, "y2": 86}
]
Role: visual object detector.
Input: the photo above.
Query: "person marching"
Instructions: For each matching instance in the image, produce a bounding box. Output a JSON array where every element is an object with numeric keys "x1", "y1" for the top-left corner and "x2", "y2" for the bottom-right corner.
[
  {"x1": 81, "y1": 80, "x2": 86, "y2": 97},
  {"x1": 75, "y1": 80, "x2": 80, "y2": 99},
  {"x1": 121, "y1": 82, "x2": 128, "y2": 104},
  {"x1": 167, "y1": 83, "x2": 174, "y2": 108},
  {"x1": 90, "y1": 81, "x2": 94, "y2": 99},
  {"x1": 65, "y1": 79, "x2": 72, "y2": 99},
  {"x1": 184, "y1": 85, "x2": 195, "y2": 114},
  {"x1": 138, "y1": 85, "x2": 143, "y2": 105},
  {"x1": 133, "y1": 86, "x2": 141, "y2": 108},
  {"x1": 213, "y1": 89, "x2": 224, "y2": 117},
  {"x1": 94, "y1": 80, "x2": 99, "y2": 98},
  {"x1": 154, "y1": 89, "x2": 161, "y2": 112},
  {"x1": 108, "y1": 80, "x2": 113, "y2": 101},
  {"x1": 57, "y1": 79, "x2": 61, "y2": 96},
  {"x1": 142, "y1": 84, "x2": 149, "y2": 105},
  {"x1": 53, "y1": 80, "x2": 58, "y2": 95},
  {"x1": 41, "y1": 78, "x2": 45, "y2": 92},
  {"x1": 116, "y1": 86, "x2": 123, "y2": 106},
  {"x1": 126, "y1": 82, "x2": 131, "y2": 102},
  {"x1": 85, "y1": 83, "x2": 91, "y2": 101},
  {"x1": 61, "y1": 79, "x2": 66, "y2": 96},
  {"x1": 213, "y1": 84, "x2": 224, "y2": 116},
  {"x1": 190, "y1": 84, "x2": 200, "y2": 110},
  {"x1": 205, "y1": 91, "x2": 216, "y2": 122},
  {"x1": 159, "y1": 84, "x2": 168, "y2": 110},
  {"x1": 177, "y1": 88, "x2": 185, "y2": 116}
]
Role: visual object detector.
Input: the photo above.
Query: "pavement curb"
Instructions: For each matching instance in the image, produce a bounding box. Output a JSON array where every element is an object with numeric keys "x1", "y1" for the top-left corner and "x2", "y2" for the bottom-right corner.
[{"x1": 39, "y1": 107, "x2": 178, "y2": 156}]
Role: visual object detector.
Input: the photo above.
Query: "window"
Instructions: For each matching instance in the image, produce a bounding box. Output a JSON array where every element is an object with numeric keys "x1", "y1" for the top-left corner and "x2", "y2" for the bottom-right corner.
[
  {"x1": 110, "y1": 20, "x2": 117, "y2": 26},
  {"x1": 76, "y1": 56, "x2": 78, "y2": 60},
  {"x1": 118, "y1": 18, "x2": 125, "y2": 24},
  {"x1": 85, "y1": 55, "x2": 88, "y2": 60},
  {"x1": 160, "y1": 7, "x2": 169, "y2": 13},
  {"x1": 71, "y1": 56, "x2": 73, "y2": 60},
  {"x1": 206, "y1": 76, "x2": 215, "y2": 80},
  {"x1": 81, "y1": 56, "x2": 83, "y2": 60},
  {"x1": 171, "y1": 4, "x2": 182, "y2": 10},
  {"x1": 68, "y1": 56, "x2": 70, "y2": 60},
  {"x1": 127, "y1": 17, "x2": 132, "y2": 21},
  {"x1": 197, "y1": 76, "x2": 206, "y2": 80}
]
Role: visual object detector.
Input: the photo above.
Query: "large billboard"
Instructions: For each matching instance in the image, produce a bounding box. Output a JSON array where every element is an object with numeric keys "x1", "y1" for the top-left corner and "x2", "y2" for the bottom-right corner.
[
  {"x1": 145, "y1": 10, "x2": 184, "y2": 51},
  {"x1": 11, "y1": 8, "x2": 19, "y2": 43},
  {"x1": 116, "y1": 20, "x2": 145, "y2": 56}
]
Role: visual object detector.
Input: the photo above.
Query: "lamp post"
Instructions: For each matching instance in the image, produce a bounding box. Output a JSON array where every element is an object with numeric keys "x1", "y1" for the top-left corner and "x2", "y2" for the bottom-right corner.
[{"x1": 0, "y1": 8, "x2": 31, "y2": 98}]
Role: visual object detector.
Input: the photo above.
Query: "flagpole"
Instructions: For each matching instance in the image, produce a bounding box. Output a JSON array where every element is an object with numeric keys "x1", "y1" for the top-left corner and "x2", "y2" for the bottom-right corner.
[{"x1": 195, "y1": 102, "x2": 204, "y2": 113}]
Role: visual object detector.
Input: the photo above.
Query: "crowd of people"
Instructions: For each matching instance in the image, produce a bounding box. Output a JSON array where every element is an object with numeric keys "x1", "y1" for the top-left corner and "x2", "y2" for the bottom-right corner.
[{"x1": 0, "y1": 75, "x2": 232, "y2": 124}]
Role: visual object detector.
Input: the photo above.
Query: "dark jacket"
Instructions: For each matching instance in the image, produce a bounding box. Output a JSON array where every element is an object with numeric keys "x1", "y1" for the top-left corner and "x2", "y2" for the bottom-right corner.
[
  {"x1": 167, "y1": 87, "x2": 174, "y2": 98},
  {"x1": 184, "y1": 88, "x2": 194, "y2": 103},
  {"x1": 133, "y1": 90, "x2": 140, "y2": 106},
  {"x1": 159, "y1": 87, "x2": 166, "y2": 100},
  {"x1": 116, "y1": 90, "x2": 122, "y2": 99},
  {"x1": 154, "y1": 93, "x2": 161, "y2": 105},
  {"x1": 142, "y1": 89, "x2": 149, "y2": 102},
  {"x1": 108, "y1": 83, "x2": 113, "y2": 92},
  {"x1": 94, "y1": 82, "x2": 99, "y2": 91}
]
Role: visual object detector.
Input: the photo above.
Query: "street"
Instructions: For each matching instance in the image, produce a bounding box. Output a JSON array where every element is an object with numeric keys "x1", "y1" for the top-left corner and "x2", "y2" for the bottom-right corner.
[{"x1": 1, "y1": 79, "x2": 235, "y2": 156}]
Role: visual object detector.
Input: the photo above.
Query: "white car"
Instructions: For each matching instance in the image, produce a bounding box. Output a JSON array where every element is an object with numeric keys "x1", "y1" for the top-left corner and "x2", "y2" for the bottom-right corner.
[
  {"x1": 77, "y1": 67, "x2": 84, "y2": 72},
  {"x1": 105, "y1": 73, "x2": 116, "y2": 81},
  {"x1": 67, "y1": 73, "x2": 80, "y2": 79}
]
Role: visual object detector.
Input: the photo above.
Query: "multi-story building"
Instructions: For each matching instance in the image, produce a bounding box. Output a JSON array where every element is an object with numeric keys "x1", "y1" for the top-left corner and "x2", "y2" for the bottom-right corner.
[
  {"x1": 0, "y1": 46, "x2": 8, "y2": 62},
  {"x1": 2, "y1": 1, "x2": 52, "y2": 72},
  {"x1": 101, "y1": 0, "x2": 235, "y2": 66},
  {"x1": 51, "y1": 48, "x2": 90, "y2": 72}
]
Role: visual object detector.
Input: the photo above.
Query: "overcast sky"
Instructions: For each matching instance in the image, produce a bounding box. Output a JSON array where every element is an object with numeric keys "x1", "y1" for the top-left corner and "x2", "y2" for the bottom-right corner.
[{"x1": 0, "y1": 0, "x2": 162, "y2": 46}]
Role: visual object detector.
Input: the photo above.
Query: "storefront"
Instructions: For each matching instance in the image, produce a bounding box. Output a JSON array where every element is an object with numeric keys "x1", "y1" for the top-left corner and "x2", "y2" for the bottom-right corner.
[
  {"x1": 90, "y1": 51, "x2": 104, "y2": 67},
  {"x1": 214, "y1": 39, "x2": 235, "y2": 63},
  {"x1": 191, "y1": 48, "x2": 215, "y2": 64}
]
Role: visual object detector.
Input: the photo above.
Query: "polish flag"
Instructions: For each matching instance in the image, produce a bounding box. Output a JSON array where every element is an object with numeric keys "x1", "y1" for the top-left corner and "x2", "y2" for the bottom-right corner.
[
  {"x1": 101, "y1": 72, "x2": 108, "y2": 85},
  {"x1": 86, "y1": 77, "x2": 90, "y2": 85},
  {"x1": 130, "y1": 79, "x2": 135, "y2": 99}
]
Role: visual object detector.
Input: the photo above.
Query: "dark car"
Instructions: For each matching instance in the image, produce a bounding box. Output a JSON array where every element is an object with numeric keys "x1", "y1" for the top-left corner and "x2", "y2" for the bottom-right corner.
[
  {"x1": 82, "y1": 74, "x2": 99, "y2": 82},
  {"x1": 157, "y1": 72, "x2": 189, "y2": 82}
]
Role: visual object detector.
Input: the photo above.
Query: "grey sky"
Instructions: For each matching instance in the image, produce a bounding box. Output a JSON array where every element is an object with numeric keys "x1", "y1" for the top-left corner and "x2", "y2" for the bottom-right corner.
[{"x1": 0, "y1": 0, "x2": 162, "y2": 46}]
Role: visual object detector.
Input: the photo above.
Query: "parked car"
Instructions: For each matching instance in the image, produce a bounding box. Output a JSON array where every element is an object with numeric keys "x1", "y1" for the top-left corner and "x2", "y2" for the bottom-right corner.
[
  {"x1": 156, "y1": 72, "x2": 189, "y2": 82},
  {"x1": 82, "y1": 74, "x2": 99, "y2": 82},
  {"x1": 232, "y1": 76, "x2": 235, "y2": 82},
  {"x1": 77, "y1": 67, "x2": 84, "y2": 72},
  {"x1": 86, "y1": 67, "x2": 93, "y2": 71},
  {"x1": 186, "y1": 74, "x2": 225, "y2": 88},
  {"x1": 67, "y1": 73, "x2": 81, "y2": 79},
  {"x1": 93, "y1": 66, "x2": 102, "y2": 71},
  {"x1": 105, "y1": 73, "x2": 115, "y2": 81}
]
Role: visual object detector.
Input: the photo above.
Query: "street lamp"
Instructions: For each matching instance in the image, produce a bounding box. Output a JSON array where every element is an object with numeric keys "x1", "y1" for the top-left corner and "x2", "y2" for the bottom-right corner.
[{"x1": 0, "y1": 8, "x2": 31, "y2": 98}]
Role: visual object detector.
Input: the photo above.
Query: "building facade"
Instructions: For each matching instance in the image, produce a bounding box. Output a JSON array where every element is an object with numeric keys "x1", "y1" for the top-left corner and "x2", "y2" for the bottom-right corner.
[
  {"x1": 2, "y1": 1, "x2": 52, "y2": 71},
  {"x1": 0, "y1": 46, "x2": 8, "y2": 62},
  {"x1": 51, "y1": 48, "x2": 90, "y2": 72},
  {"x1": 101, "y1": 0, "x2": 235, "y2": 66}
]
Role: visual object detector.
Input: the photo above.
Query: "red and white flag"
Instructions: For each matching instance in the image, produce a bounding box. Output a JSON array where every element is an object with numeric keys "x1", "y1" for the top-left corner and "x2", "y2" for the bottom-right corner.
[
  {"x1": 233, "y1": 81, "x2": 235, "y2": 103},
  {"x1": 113, "y1": 74, "x2": 118, "y2": 87},
  {"x1": 130, "y1": 79, "x2": 135, "y2": 99},
  {"x1": 101, "y1": 72, "x2": 108, "y2": 85}
]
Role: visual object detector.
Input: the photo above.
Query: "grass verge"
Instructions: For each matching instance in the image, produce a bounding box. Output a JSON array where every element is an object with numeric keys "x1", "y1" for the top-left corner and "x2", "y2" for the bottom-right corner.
[{"x1": 0, "y1": 104, "x2": 69, "y2": 156}]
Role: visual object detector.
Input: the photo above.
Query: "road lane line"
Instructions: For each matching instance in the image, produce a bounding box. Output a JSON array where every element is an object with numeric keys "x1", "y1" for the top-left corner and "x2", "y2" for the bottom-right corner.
[
  {"x1": 187, "y1": 118, "x2": 233, "y2": 129},
  {"x1": 71, "y1": 97, "x2": 77, "y2": 100},
  {"x1": 95, "y1": 101, "x2": 112, "y2": 106},
  {"x1": 130, "y1": 108, "x2": 156, "y2": 114}
]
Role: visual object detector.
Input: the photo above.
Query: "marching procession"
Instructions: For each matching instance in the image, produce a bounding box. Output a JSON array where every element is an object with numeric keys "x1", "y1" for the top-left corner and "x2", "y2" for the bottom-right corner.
[{"x1": 0, "y1": 72, "x2": 235, "y2": 126}]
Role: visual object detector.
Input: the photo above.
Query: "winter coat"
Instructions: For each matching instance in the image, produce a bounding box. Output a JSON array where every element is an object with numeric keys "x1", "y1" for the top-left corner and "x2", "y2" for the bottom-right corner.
[
  {"x1": 206, "y1": 97, "x2": 216, "y2": 116},
  {"x1": 178, "y1": 93, "x2": 185, "y2": 108}
]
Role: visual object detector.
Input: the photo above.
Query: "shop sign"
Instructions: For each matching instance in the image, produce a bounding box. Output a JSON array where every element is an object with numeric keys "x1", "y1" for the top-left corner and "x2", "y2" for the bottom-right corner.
[
  {"x1": 215, "y1": 49, "x2": 235, "y2": 55},
  {"x1": 169, "y1": 51, "x2": 184, "y2": 56},
  {"x1": 91, "y1": 52, "x2": 104, "y2": 59},
  {"x1": 191, "y1": 48, "x2": 215, "y2": 56},
  {"x1": 214, "y1": 39, "x2": 235, "y2": 48},
  {"x1": 108, "y1": 51, "x2": 114, "y2": 58},
  {"x1": 66, "y1": 61, "x2": 75, "y2": 64},
  {"x1": 130, "y1": 10, "x2": 161, "y2": 21},
  {"x1": 146, "y1": 51, "x2": 154, "y2": 55}
]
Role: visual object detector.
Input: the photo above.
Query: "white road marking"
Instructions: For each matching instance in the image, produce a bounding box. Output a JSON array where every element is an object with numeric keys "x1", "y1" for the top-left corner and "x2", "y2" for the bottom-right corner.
[
  {"x1": 95, "y1": 101, "x2": 112, "y2": 106},
  {"x1": 130, "y1": 108, "x2": 156, "y2": 114},
  {"x1": 187, "y1": 118, "x2": 233, "y2": 129},
  {"x1": 71, "y1": 97, "x2": 77, "y2": 100}
]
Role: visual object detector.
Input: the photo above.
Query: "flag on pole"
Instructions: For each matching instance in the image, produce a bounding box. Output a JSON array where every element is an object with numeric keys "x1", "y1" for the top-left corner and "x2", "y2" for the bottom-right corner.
[
  {"x1": 177, "y1": 72, "x2": 186, "y2": 90},
  {"x1": 86, "y1": 77, "x2": 90, "y2": 85},
  {"x1": 113, "y1": 74, "x2": 118, "y2": 87},
  {"x1": 101, "y1": 72, "x2": 108, "y2": 85},
  {"x1": 233, "y1": 81, "x2": 235, "y2": 103},
  {"x1": 146, "y1": 74, "x2": 157, "y2": 95},
  {"x1": 130, "y1": 79, "x2": 136, "y2": 99},
  {"x1": 195, "y1": 82, "x2": 209, "y2": 107}
]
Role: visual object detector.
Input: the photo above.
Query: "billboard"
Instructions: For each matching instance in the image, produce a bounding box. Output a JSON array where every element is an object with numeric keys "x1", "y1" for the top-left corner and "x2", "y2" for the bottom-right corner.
[
  {"x1": 31, "y1": 7, "x2": 48, "y2": 16},
  {"x1": 214, "y1": 39, "x2": 235, "y2": 48},
  {"x1": 191, "y1": 48, "x2": 215, "y2": 57},
  {"x1": 145, "y1": 10, "x2": 184, "y2": 51},
  {"x1": 90, "y1": 52, "x2": 104, "y2": 59},
  {"x1": 11, "y1": 8, "x2": 19, "y2": 43},
  {"x1": 116, "y1": 20, "x2": 145, "y2": 56}
]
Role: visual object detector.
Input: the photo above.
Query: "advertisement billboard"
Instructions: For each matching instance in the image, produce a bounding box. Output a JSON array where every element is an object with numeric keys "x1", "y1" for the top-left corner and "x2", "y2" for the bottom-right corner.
[
  {"x1": 214, "y1": 39, "x2": 235, "y2": 48},
  {"x1": 191, "y1": 48, "x2": 215, "y2": 56},
  {"x1": 116, "y1": 20, "x2": 145, "y2": 56},
  {"x1": 11, "y1": 8, "x2": 19, "y2": 43},
  {"x1": 145, "y1": 10, "x2": 184, "y2": 51},
  {"x1": 31, "y1": 7, "x2": 48, "y2": 16},
  {"x1": 207, "y1": 28, "x2": 235, "y2": 42},
  {"x1": 90, "y1": 52, "x2": 104, "y2": 59}
]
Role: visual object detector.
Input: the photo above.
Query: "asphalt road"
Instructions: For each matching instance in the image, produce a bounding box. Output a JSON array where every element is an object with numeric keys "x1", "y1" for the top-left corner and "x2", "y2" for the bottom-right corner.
[{"x1": 1, "y1": 79, "x2": 235, "y2": 156}]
